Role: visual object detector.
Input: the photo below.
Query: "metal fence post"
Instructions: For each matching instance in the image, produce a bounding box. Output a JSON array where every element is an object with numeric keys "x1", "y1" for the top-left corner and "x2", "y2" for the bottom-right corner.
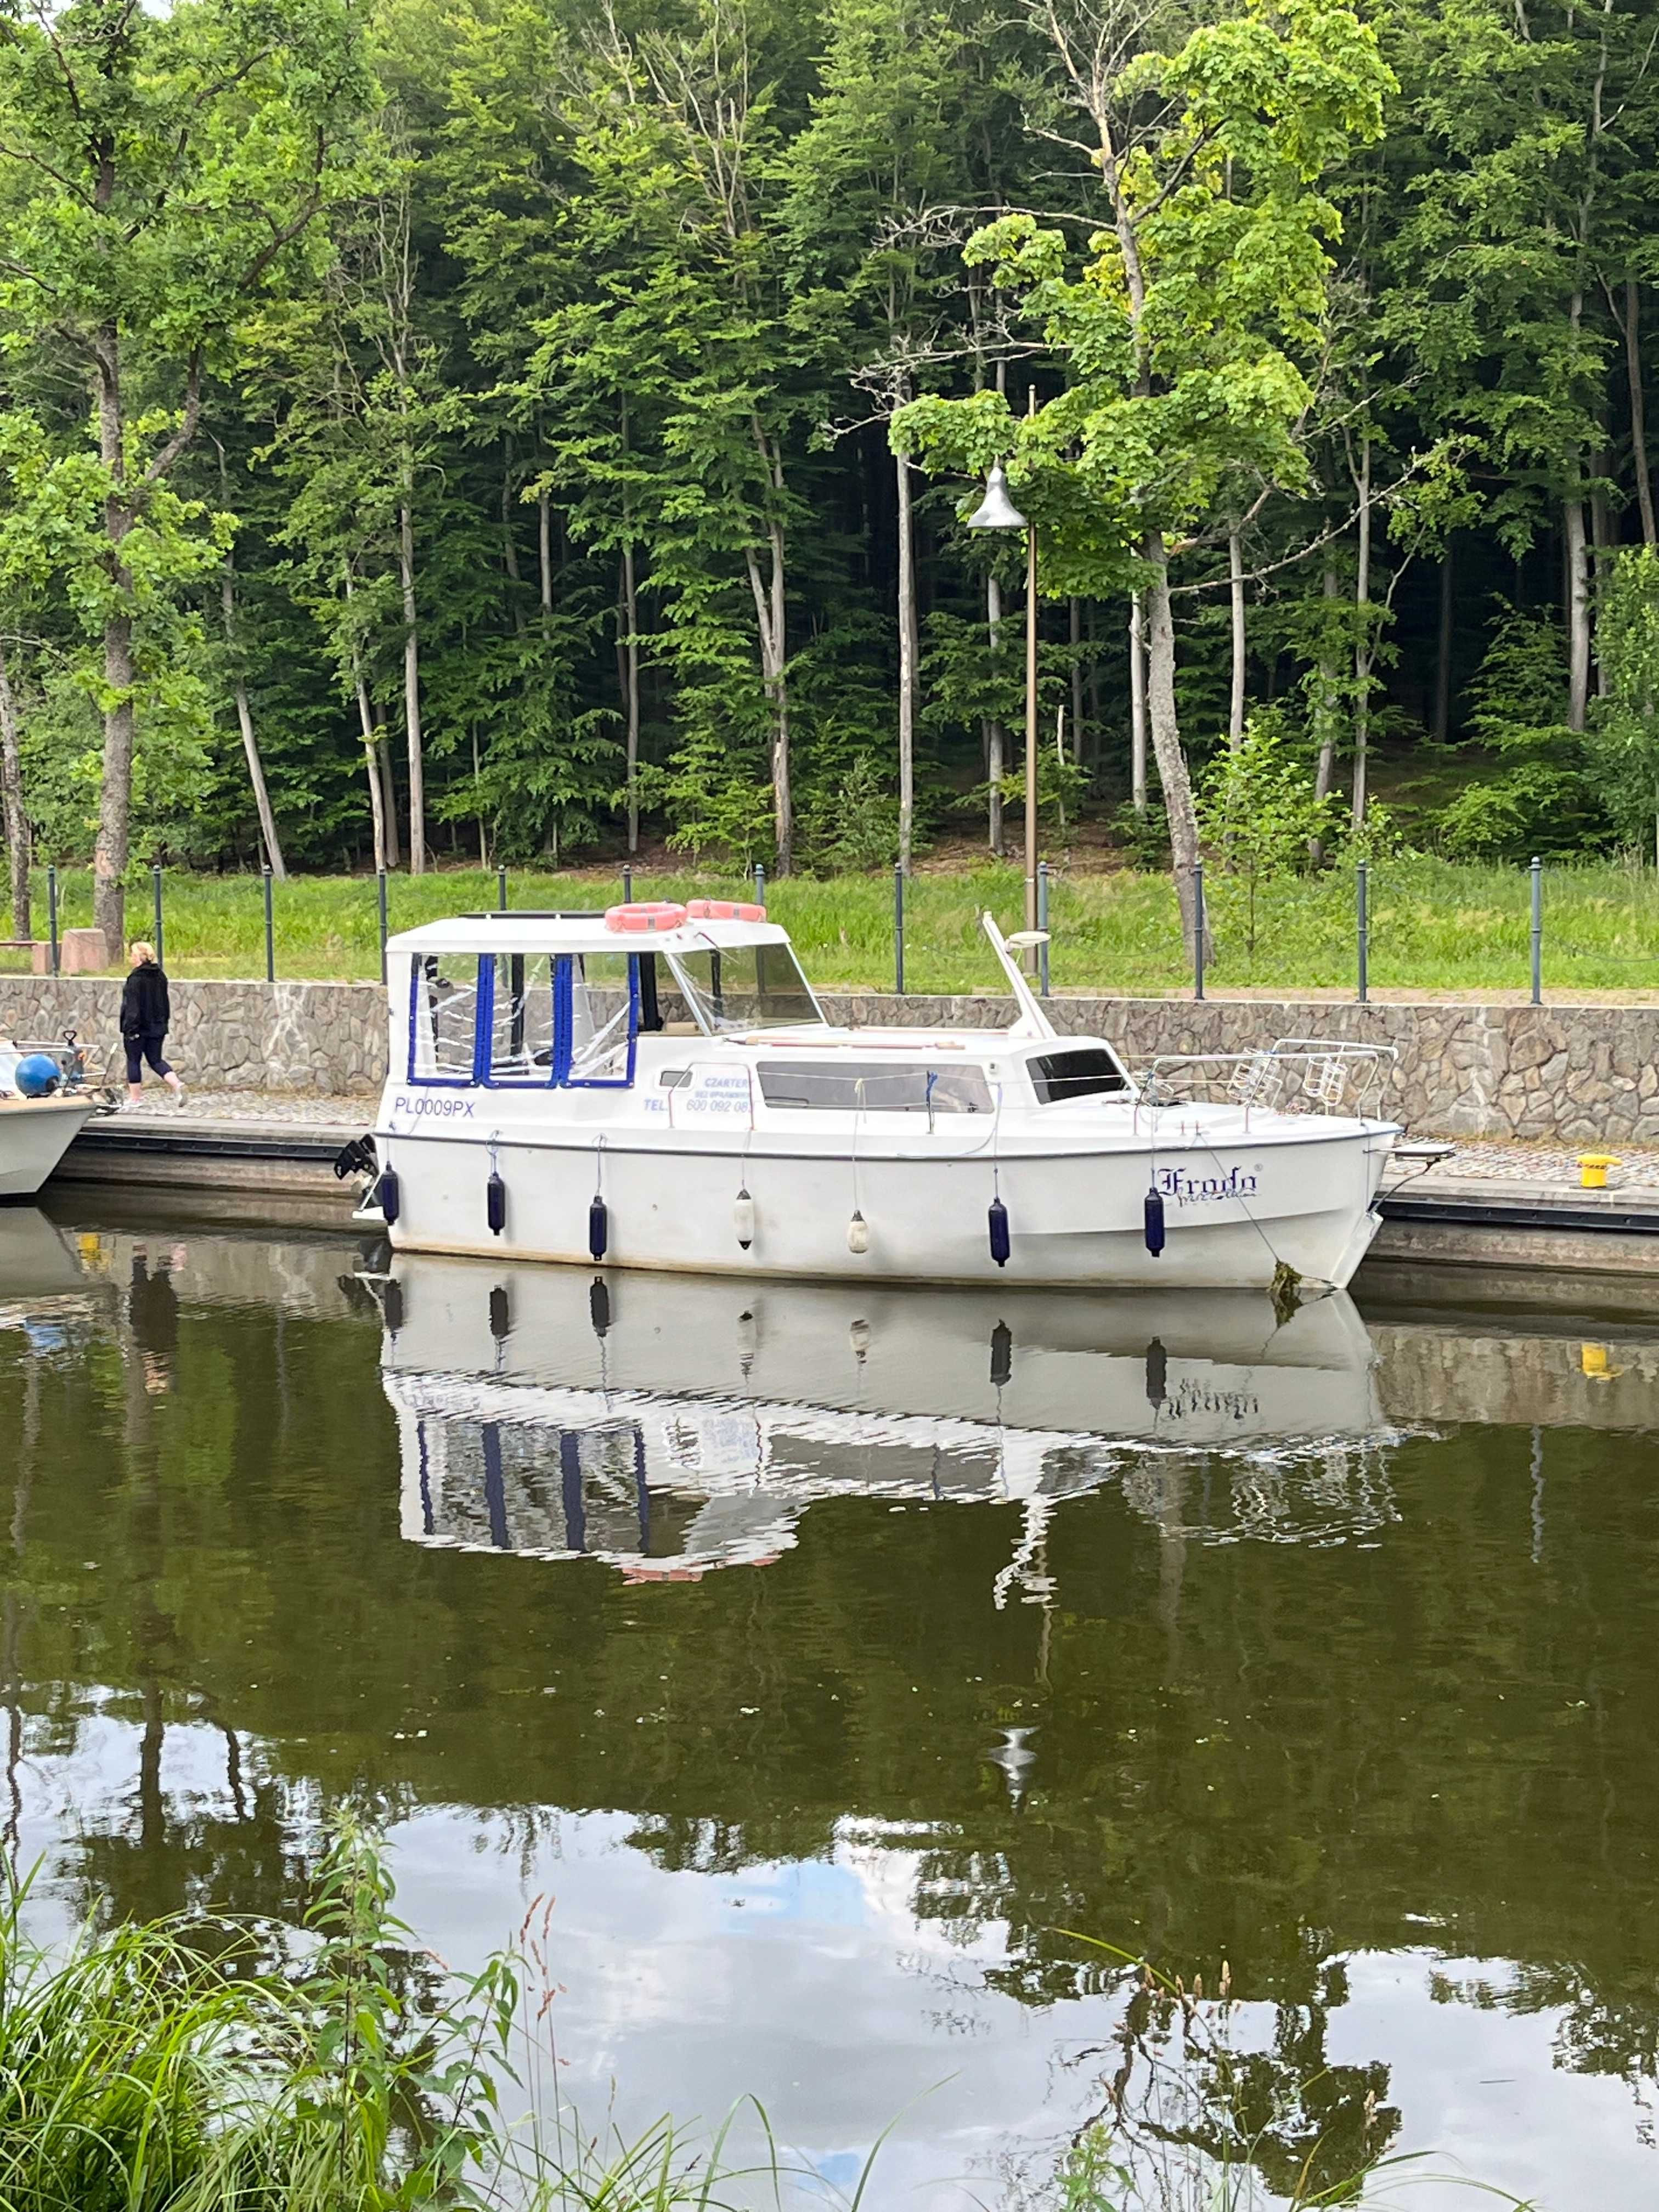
[
  {"x1": 1530, "y1": 855, "x2": 1543, "y2": 1006},
  {"x1": 894, "y1": 862, "x2": 905, "y2": 995},
  {"x1": 1193, "y1": 862, "x2": 1206, "y2": 1002},
  {"x1": 377, "y1": 870, "x2": 389, "y2": 985},
  {"x1": 497, "y1": 864, "x2": 507, "y2": 913},
  {"x1": 622, "y1": 865, "x2": 633, "y2": 904},
  {"x1": 1037, "y1": 861, "x2": 1051, "y2": 997},
  {"x1": 263, "y1": 866, "x2": 275, "y2": 984},
  {"x1": 1357, "y1": 861, "x2": 1369, "y2": 1005},
  {"x1": 754, "y1": 862, "x2": 766, "y2": 909},
  {"x1": 47, "y1": 865, "x2": 59, "y2": 974},
  {"x1": 151, "y1": 862, "x2": 164, "y2": 968}
]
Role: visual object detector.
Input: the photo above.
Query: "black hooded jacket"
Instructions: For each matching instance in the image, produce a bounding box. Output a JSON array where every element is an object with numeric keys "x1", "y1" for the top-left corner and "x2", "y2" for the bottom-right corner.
[{"x1": 120, "y1": 961, "x2": 170, "y2": 1040}]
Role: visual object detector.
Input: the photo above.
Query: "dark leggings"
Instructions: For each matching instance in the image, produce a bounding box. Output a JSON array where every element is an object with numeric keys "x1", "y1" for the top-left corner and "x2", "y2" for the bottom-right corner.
[{"x1": 125, "y1": 1031, "x2": 172, "y2": 1085}]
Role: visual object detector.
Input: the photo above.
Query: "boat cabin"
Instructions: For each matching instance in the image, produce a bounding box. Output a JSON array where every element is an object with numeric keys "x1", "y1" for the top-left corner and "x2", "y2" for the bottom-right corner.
[{"x1": 382, "y1": 906, "x2": 1137, "y2": 1121}]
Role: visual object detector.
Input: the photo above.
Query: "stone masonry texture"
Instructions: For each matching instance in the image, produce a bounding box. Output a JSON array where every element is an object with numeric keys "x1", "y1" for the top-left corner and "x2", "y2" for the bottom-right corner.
[{"x1": 1, "y1": 972, "x2": 1652, "y2": 1139}]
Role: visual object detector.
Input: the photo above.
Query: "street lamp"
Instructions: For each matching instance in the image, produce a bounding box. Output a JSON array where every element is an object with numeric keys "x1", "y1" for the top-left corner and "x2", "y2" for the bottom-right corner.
[{"x1": 967, "y1": 447, "x2": 1040, "y2": 945}]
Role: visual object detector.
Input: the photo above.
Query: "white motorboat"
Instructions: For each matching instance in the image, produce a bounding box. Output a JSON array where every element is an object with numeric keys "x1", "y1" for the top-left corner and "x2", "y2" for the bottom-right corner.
[
  {"x1": 368, "y1": 902, "x2": 1402, "y2": 1292},
  {"x1": 375, "y1": 1255, "x2": 1392, "y2": 1579},
  {"x1": 0, "y1": 1093, "x2": 99, "y2": 1196}
]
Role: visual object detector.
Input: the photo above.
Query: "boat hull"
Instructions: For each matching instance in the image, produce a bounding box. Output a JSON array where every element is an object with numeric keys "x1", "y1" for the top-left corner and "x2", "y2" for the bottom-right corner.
[
  {"x1": 0, "y1": 1098, "x2": 97, "y2": 1197},
  {"x1": 378, "y1": 1120, "x2": 1397, "y2": 1292}
]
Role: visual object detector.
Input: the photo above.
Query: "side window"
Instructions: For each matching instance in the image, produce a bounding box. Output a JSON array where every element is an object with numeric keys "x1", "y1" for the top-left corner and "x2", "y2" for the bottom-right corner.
[
  {"x1": 410, "y1": 955, "x2": 483, "y2": 1082},
  {"x1": 1028, "y1": 1047, "x2": 1128, "y2": 1102},
  {"x1": 565, "y1": 952, "x2": 637, "y2": 1087},
  {"x1": 757, "y1": 1060, "x2": 992, "y2": 1113},
  {"x1": 487, "y1": 954, "x2": 556, "y2": 1084}
]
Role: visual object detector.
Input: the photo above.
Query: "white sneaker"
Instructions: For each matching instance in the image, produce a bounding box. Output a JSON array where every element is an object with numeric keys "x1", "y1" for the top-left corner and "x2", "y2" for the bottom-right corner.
[{"x1": 172, "y1": 1083, "x2": 188, "y2": 1112}]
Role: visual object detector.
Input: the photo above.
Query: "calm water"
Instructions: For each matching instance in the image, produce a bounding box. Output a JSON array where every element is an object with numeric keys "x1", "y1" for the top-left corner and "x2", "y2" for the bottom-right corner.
[{"x1": 2, "y1": 1200, "x2": 1658, "y2": 2207}]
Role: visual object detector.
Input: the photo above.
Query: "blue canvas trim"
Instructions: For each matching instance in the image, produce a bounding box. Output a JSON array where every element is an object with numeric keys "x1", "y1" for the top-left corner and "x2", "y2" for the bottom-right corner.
[
  {"x1": 479, "y1": 952, "x2": 557, "y2": 1088},
  {"x1": 559, "y1": 953, "x2": 639, "y2": 1089}
]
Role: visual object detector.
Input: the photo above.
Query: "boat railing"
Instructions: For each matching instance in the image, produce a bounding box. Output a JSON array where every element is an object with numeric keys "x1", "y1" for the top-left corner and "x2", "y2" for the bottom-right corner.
[{"x1": 1132, "y1": 1039, "x2": 1398, "y2": 1121}]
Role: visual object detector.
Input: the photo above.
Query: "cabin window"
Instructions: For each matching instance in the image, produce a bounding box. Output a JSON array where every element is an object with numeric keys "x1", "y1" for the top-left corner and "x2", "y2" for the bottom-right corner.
[
  {"x1": 757, "y1": 1060, "x2": 993, "y2": 1113},
  {"x1": 668, "y1": 943, "x2": 820, "y2": 1033},
  {"x1": 409, "y1": 955, "x2": 484, "y2": 1083},
  {"x1": 484, "y1": 953, "x2": 556, "y2": 1085},
  {"x1": 1028, "y1": 1047, "x2": 1129, "y2": 1103},
  {"x1": 561, "y1": 952, "x2": 638, "y2": 1087}
]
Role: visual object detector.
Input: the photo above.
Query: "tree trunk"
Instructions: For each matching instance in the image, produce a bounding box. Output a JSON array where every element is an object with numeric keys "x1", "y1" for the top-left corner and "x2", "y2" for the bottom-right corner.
[
  {"x1": 355, "y1": 674, "x2": 388, "y2": 877},
  {"x1": 1069, "y1": 596, "x2": 1085, "y2": 763},
  {"x1": 1627, "y1": 279, "x2": 1657, "y2": 550},
  {"x1": 501, "y1": 444, "x2": 526, "y2": 631},
  {"x1": 1128, "y1": 591, "x2": 1148, "y2": 814},
  {"x1": 621, "y1": 539, "x2": 641, "y2": 854},
  {"x1": 895, "y1": 444, "x2": 918, "y2": 873},
  {"x1": 1311, "y1": 558, "x2": 1341, "y2": 866},
  {"x1": 1432, "y1": 541, "x2": 1454, "y2": 743},
  {"x1": 93, "y1": 342, "x2": 133, "y2": 953},
  {"x1": 986, "y1": 574, "x2": 1005, "y2": 856},
  {"x1": 0, "y1": 635, "x2": 30, "y2": 941},
  {"x1": 1565, "y1": 492, "x2": 1591, "y2": 733},
  {"x1": 398, "y1": 488, "x2": 427, "y2": 873},
  {"x1": 744, "y1": 516, "x2": 792, "y2": 874},
  {"x1": 1352, "y1": 435, "x2": 1374, "y2": 830},
  {"x1": 538, "y1": 487, "x2": 553, "y2": 631},
  {"x1": 1227, "y1": 531, "x2": 1246, "y2": 748},
  {"x1": 1142, "y1": 532, "x2": 1206, "y2": 957},
  {"x1": 345, "y1": 563, "x2": 393, "y2": 871},
  {"x1": 1313, "y1": 558, "x2": 1341, "y2": 803},
  {"x1": 221, "y1": 566, "x2": 286, "y2": 878}
]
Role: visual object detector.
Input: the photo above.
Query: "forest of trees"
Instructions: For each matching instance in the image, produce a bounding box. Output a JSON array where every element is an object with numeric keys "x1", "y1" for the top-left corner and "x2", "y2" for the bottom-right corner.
[{"x1": 5, "y1": 0, "x2": 1659, "y2": 947}]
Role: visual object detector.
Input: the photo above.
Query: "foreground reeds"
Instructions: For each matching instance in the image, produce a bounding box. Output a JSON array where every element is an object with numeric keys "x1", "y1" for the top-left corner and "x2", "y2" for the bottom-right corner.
[{"x1": 0, "y1": 1819, "x2": 809, "y2": 2211}]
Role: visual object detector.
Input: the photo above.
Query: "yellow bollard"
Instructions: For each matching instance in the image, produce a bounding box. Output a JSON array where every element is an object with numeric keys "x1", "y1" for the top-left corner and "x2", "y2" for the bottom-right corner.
[{"x1": 1577, "y1": 1152, "x2": 1620, "y2": 1189}]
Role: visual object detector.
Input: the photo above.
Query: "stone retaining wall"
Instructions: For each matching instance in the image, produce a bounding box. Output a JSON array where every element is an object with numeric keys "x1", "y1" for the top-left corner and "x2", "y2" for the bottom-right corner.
[
  {"x1": 2, "y1": 970, "x2": 1652, "y2": 1138},
  {"x1": 0, "y1": 975, "x2": 387, "y2": 1094},
  {"x1": 821, "y1": 994, "x2": 1659, "y2": 1144}
]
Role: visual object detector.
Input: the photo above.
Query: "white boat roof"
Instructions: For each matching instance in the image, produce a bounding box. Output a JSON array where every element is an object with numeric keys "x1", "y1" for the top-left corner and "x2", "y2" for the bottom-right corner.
[{"x1": 385, "y1": 911, "x2": 794, "y2": 957}]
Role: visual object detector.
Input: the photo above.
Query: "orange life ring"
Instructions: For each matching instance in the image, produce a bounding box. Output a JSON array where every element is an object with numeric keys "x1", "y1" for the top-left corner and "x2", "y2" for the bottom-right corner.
[
  {"x1": 604, "y1": 901, "x2": 688, "y2": 933},
  {"x1": 685, "y1": 898, "x2": 768, "y2": 922}
]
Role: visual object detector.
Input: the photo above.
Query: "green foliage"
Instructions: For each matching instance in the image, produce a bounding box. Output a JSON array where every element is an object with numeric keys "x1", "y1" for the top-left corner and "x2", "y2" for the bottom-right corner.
[
  {"x1": 0, "y1": 0, "x2": 1657, "y2": 894},
  {"x1": 1435, "y1": 605, "x2": 1606, "y2": 860},
  {"x1": 1589, "y1": 547, "x2": 1659, "y2": 858},
  {"x1": 1200, "y1": 712, "x2": 1339, "y2": 956},
  {"x1": 801, "y1": 754, "x2": 903, "y2": 872}
]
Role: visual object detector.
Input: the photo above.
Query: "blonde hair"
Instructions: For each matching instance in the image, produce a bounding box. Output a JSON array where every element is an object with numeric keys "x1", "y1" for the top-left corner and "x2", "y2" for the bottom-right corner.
[{"x1": 129, "y1": 940, "x2": 157, "y2": 964}]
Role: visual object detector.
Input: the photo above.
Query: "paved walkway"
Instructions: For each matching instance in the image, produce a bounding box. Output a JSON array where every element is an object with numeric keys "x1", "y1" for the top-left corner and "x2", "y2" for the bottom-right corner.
[
  {"x1": 118, "y1": 1088, "x2": 370, "y2": 1130},
  {"x1": 1413, "y1": 1140, "x2": 1659, "y2": 1193}
]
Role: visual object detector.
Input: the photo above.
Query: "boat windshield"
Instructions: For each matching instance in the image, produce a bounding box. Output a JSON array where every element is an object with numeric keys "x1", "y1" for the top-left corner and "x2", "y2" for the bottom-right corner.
[{"x1": 665, "y1": 942, "x2": 822, "y2": 1033}]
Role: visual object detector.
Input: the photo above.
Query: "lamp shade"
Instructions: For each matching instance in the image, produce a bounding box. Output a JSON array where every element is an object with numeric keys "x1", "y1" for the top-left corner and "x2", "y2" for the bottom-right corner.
[{"x1": 964, "y1": 463, "x2": 1027, "y2": 532}]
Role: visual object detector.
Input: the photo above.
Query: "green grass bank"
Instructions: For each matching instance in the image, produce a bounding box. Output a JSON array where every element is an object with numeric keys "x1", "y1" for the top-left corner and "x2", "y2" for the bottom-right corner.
[{"x1": 11, "y1": 856, "x2": 1659, "y2": 999}]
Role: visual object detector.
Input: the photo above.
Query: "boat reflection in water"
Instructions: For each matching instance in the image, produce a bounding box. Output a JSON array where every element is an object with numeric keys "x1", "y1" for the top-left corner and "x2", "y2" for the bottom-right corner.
[{"x1": 376, "y1": 1257, "x2": 1395, "y2": 1581}]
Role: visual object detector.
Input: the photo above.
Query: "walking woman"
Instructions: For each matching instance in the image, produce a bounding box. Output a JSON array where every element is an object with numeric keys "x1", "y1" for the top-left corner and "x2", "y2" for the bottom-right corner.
[{"x1": 121, "y1": 940, "x2": 185, "y2": 1109}]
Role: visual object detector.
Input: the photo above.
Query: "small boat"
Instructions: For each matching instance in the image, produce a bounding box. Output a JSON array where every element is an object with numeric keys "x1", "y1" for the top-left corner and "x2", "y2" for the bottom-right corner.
[
  {"x1": 366, "y1": 902, "x2": 1402, "y2": 1293},
  {"x1": 0, "y1": 1091, "x2": 99, "y2": 1197}
]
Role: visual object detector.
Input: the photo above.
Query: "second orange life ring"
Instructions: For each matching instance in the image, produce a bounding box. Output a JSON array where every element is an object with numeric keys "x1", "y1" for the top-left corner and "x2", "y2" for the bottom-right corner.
[
  {"x1": 603, "y1": 901, "x2": 688, "y2": 933},
  {"x1": 685, "y1": 898, "x2": 768, "y2": 922}
]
